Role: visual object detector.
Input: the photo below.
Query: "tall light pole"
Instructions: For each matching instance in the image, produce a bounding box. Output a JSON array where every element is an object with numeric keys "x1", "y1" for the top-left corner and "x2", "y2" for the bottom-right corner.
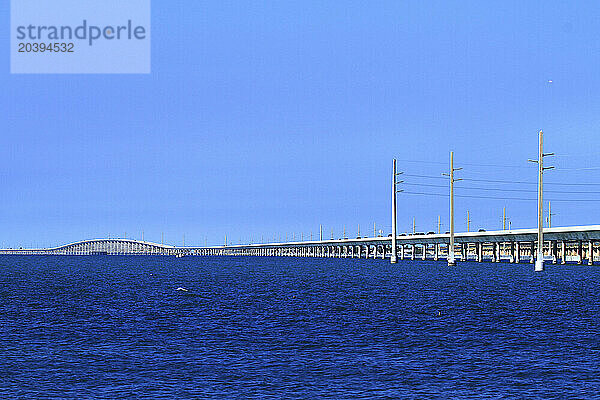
[
  {"x1": 390, "y1": 159, "x2": 403, "y2": 264},
  {"x1": 443, "y1": 151, "x2": 462, "y2": 266},
  {"x1": 467, "y1": 210, "x2": 471, "y2": 232},
  {"x1": 528, "y1": 130, "x2": 554, "y2": 272},
  {"x1": 547, "y1": 201, "x2": 556, "y2": 228},
  {"x1": 320, "y1": 224, "x2": 323, "y2": 241}
]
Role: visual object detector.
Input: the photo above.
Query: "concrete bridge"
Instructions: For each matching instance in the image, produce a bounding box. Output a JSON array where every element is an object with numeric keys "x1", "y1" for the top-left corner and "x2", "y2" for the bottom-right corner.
[
  {"x1": 2, "y1": 225, "x2": 600, "y2": 265},
  {"x1": 0, "y1": 238, "x2": 178, "y2": 256}
]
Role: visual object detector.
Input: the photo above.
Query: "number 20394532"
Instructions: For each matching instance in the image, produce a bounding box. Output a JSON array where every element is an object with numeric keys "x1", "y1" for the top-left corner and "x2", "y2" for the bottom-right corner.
[{"x1": 18, "y1": 43, "x2": 74, "y2": 53}]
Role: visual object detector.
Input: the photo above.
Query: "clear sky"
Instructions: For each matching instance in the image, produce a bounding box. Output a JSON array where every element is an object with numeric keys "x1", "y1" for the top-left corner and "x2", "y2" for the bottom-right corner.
[{"x1": 2, "y1": 1, "x2": 600, "y2": 248}]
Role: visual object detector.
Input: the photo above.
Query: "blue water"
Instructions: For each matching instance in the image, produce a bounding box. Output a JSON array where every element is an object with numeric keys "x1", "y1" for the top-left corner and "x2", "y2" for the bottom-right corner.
[{"x1": 1, "y1": 256, "x2": 600, "y2": 399}]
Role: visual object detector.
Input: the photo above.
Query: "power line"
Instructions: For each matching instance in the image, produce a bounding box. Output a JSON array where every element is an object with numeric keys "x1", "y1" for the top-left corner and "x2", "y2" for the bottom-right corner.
[
  {"x1": 461, "y1": 177, "x2": 600, "y2": 187},
  {"x1": 396, "y1": 158, "x2": 532, "y2": 169},
  {"x1": 403, "y1": 173, "x2": 448, "y2": 180},
  {"x1": 405, "y1": 182, "x2": 600, "y2": 194},
  {"x1": 460, "y1": 177, "x2": 537, "y2": 185},
  {"x1": 554, "y1": 166, "x2": 600, "y2": 171},
  {"x1": 401, "y1": 191, "x2": 536, "y2": 201},
  {"x1": 404, "y1": 182, "x2": 536, "y2": 193},
  {"x1": 401, "y1": 191, "x2": 600, "y2": 202}
]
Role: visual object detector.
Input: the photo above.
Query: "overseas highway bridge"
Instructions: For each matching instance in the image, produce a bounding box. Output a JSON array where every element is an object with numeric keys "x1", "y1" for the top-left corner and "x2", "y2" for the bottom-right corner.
[
  {"x1": 1, "y1": 133, "x2": 596, "y2": 270},
  {"x1": 2, "y1": 225, "x2": 600, "y2": 265}
]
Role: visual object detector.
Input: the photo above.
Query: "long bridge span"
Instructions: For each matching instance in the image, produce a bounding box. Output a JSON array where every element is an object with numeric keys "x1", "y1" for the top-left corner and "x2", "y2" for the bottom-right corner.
[{"x1": 2, "y1": 225, "x2": 600, "y2": 265}]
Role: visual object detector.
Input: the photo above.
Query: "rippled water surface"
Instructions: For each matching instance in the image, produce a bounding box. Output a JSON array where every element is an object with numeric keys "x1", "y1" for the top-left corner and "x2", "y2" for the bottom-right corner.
[{"x1": 1, "y1": 255, "x2": 600, "y2": 399}]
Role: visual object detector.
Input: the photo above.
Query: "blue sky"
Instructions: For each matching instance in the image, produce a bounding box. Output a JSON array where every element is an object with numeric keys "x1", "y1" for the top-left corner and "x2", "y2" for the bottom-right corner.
[{"x1": 2, "y1": 1, "x2": 600, "y2": 247}]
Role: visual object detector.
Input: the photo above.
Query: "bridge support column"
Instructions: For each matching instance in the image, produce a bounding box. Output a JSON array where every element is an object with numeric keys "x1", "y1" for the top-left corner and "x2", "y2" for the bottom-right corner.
[
  {"x1": 561, "y1": 242, "x2": 566, "y2": 264},
  {"x1": 530, "y1": 242, "x2": 535, "y2": 264},
  {"x1": 578, "y1": 241, "x2": 583, "y2": 265},
  {"x1": 411, "y1": 245, "x2": 415, "y2": 260},
  {"x1": 400, "y1": 245, "x2": 404, "y2": 261},
  {"x1": 551, "y1": 241, "x2": 557, "y2": 264},
  {"x1": 422, "y1": 244, "x2": 426, "y2": 261},
  {"x1": 461, "y1": 243, "x2": 466, "y2": 262},
  {"x1": 381, "y1": 245, "x2": 386, "y2": 259},
  {"x1": 495, "y1": 243, "x2": 501, "y2": 263},
  {"x1": 589, "y1": 241, "x2": 594, "y2": 266},
  {"x1": 515, "y1": 242, "x2": 520, "y2": 264},
  {"x1": 477, "y1": 243, "x2": 482, "y2": 262},
  {"x1": 434, "y1": 244, "x2": 439, "y2": 261}
]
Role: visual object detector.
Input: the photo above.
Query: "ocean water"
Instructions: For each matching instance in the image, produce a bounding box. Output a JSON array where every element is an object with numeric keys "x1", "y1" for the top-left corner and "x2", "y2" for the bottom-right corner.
[{"x1": 1, "y1": 255, "x2": 599, "y2": 399}]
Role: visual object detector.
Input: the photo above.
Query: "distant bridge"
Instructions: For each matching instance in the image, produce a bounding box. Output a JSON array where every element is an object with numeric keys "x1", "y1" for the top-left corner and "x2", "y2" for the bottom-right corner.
[
  {"x1": 2, "y1": 225, "x2": 600, "y2": 265},
  {"x1": 0, "y1": 238, "x2": 177, "y2": 256}
]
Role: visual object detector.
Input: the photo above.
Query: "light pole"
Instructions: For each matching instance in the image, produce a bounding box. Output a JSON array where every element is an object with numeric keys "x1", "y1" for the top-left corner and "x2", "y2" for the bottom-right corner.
[
  {"x1": 390, "y1": 159, "x2": 403, "y2": 264},
  {"x1": 547, "y1": 201, "x2": 556, "y2": 228},
  {"x1": 528, "y1": 130, "x2": 554, "y2": 272},
  {"x1": 443, "y1": 151, "x2": 462, "y2": 266},
  {"x1": 467, "y1": 210, "x2": 471, "y2": 232}
]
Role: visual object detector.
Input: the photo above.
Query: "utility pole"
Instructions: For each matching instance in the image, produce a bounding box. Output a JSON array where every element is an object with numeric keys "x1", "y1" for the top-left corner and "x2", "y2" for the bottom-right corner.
[
  {"x1": 224, "y1": 234, "x2": 227, "y2": 247},
  {"x1": 343, "y1": 226, "x2": 346, "y2": 240},
  {"x1": 320, "y1": 224, "x2": 323, "y2": 241},
  {"x1": 142, "y1": 231, "x2": 144, "y2": 242},
  {"x1": 529, "y1": 130, "x2": 554, "y2": 272},
  {"x1": 443, "y1": 151, "x2": 462, "y2": 266},
  {"x1": 503, "y1": 207, "x2": 506, "y2": 230},
  {"x1": 413, "y1": 217, "x2": 416, "y2": 234},
  {"x1": 391, "y1": 159, "x2": 403, "y2": 263},
  {"x1": 467, "y1": 211, "x2": 471, "y2": 232},
  {"x1": 358, "y1": 224, "x2": 360, "y2": 238},
  {"x1": 373, "y1": 222, "x2": 376, "y2": 238},
  {"x1": 438, "y1": 215, "x2": 441, "y2": 234},
  {"x1": 547, "y1": 201, "x2": 556, "y2": 228}
]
